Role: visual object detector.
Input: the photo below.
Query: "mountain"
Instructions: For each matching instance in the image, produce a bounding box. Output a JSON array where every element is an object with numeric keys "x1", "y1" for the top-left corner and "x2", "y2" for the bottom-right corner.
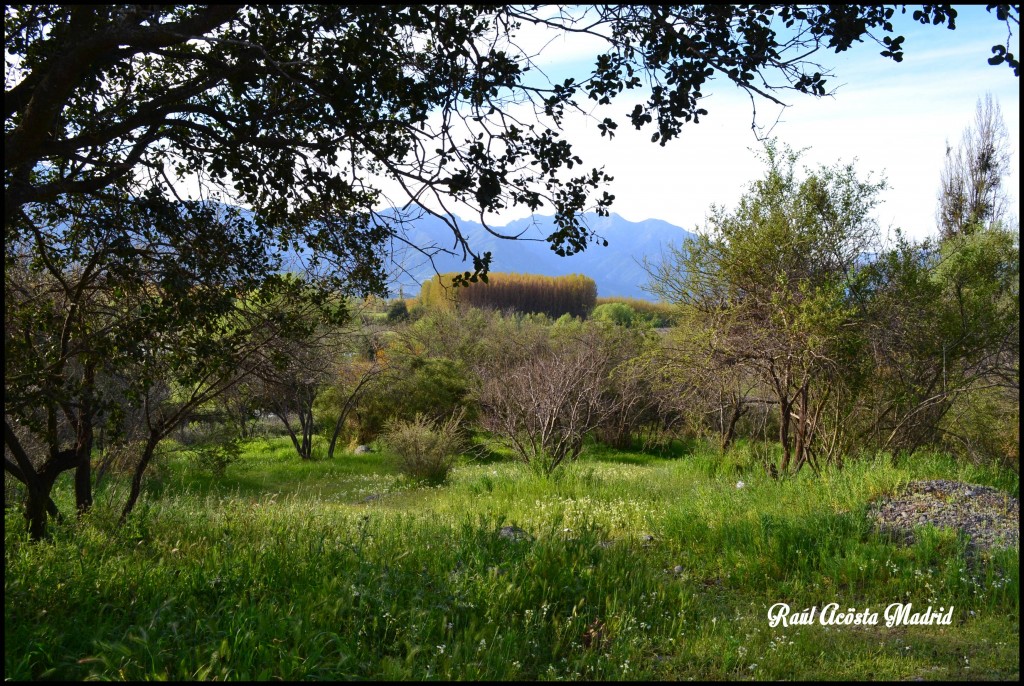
[{"x1": 388, "y1": 212, "x2": 696, "y2": 300}]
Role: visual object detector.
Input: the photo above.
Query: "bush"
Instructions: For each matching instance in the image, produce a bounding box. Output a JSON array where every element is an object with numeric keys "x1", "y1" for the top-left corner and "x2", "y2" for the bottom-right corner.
[
  {"x1": 480, "y1": 326, "x2": 618, "y2": 474},
  {"x1": 384, "y1": 411, "x2": 466, "y2": 484},
  {"x1": 386, "y1": 299, "x2": 409, "y2": 323},
  {"x1": 590, "y1": 302, "x2": 638, "y2": 327},
  {"x1": 353, "y1": 354, "x2": 476, "y2": 443},
  {"x1": 187, "y1": 437, "x2": 243, "y2": 479}
]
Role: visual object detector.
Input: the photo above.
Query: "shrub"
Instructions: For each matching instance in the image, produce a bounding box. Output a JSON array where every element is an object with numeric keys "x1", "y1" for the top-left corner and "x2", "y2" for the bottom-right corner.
[
  {"x1": 353, "y1": 354, "x2": 476, "y2": 443},
  {"x1": 480, "y1": 326, "x2": 619, "y2": 474},
  {"x1": 386, "y1": 299, "x2": 409, "y2": 322},
  {"x1": 383, "y1": 411, "x2": 466, "y2": 484},
  {"x1": 187, "y1": 437, "x2": 243, "y2": 479},
  {"x1": 593, "y1": 296, "x2": 676, "y2": 327},
  {"x1": 590, "y1": 302, "x2": 638, "y2": 327}
]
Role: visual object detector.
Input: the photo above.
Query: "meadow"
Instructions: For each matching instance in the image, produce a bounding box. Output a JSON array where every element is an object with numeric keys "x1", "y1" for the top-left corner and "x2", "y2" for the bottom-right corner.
[{"x1": 4, "y1": 437, "x2": 1019, "y2": 681}]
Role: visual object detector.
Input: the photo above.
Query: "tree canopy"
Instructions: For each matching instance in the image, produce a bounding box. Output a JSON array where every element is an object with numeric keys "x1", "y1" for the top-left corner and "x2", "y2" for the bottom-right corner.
[{"x1": 6, "y1": 5, "x2": 1019, "y2": 285}]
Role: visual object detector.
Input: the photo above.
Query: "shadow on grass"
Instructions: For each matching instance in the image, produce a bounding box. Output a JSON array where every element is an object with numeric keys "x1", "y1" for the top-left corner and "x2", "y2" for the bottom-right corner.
[
  {"x1": 157, "y1": 437, "x2": 403, "y2": 501},
  {"x1": 584, "y1": 436, "x2": 696, "y2": 465}
]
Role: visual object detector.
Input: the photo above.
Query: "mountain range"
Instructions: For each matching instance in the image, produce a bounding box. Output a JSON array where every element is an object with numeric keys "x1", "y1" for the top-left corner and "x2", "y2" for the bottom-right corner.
[{"x1": 387, "y1": 212, "x2": 696, "y2": 301}]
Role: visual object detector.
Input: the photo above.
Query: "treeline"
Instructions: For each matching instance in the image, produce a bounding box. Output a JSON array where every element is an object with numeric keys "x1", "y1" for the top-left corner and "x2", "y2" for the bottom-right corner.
[{"x1": 419, "y1": 272, "x2": 597, "y2": 319}]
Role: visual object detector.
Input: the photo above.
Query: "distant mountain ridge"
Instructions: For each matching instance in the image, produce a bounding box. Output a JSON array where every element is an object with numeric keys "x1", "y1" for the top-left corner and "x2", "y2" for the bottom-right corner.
[{"x1": 389, "y1": 212, "x2": 696, "y2": 301}]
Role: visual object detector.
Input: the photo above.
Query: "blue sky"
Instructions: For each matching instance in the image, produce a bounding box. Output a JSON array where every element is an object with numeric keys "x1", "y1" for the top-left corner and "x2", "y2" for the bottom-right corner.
[{"x1": 451, "y1": 5, "x2": 1021, "y2": 244}]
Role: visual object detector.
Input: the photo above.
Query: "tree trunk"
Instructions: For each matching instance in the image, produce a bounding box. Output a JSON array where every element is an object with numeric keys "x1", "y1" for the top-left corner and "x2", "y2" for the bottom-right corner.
[
  {"x1": 778, "y1": 395, "x2": 792, "y2": 475},
  {"x1": 21, "y1": 472, "x2": 63, "y2": 541},
  {"x1": 120, "y1": 429, "x2": 162, "y2": 524},
  {"x1": 5, "y1": 419, "x2": 75, "y2": 540},
  {"x1": 299, "y1": 404, "x2": 313, "y2": 460},
  {"x1": 75, "y1": 365, "x2": 96, "y2": 513},
  {"x1": 720, "y1": 394, "x2": 744, "y2": 452},
  {"x1": 25, "y1": 487, "x2": 48, "y2": 540},
  {"x1": 792, "y1": 383, "x2": 809, "y2": 474},
  {"x1": 74, "y1": 454, "x2": 92, "y2": 513}
]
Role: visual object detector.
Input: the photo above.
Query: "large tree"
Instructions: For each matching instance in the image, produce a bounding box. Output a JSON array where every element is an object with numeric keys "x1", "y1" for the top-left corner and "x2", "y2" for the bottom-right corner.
[
  {"x1": 646, "y1": 141, "x2": 886, "y2": 474},
  {"x1": 937, "y1": 93, "x2": 1016, "y2": 239}
]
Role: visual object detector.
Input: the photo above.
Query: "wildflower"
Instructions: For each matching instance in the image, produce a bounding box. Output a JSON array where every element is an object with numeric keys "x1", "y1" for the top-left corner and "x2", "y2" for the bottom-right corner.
[
  {"x1": 436, "y1": 644, "x2": 446, "y2": 655},
  {"x1": 736, "y1": 481, "x2": 746, "y2": 489}
]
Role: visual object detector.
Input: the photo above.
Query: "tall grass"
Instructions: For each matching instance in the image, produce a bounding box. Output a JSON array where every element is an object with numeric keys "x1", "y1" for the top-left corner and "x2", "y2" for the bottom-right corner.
[{"x1": 4, "y1": 437, "x2": 1018, "y2": 680}]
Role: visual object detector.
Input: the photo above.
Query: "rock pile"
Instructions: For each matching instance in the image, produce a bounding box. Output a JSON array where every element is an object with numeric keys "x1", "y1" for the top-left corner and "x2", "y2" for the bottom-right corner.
[{"x1": 867, "y1": 479, "x2": 1018, "y2": 552}]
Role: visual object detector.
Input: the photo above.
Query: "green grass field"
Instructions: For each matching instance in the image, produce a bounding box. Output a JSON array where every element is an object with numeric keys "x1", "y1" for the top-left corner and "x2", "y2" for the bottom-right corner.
[{"x1": 4, "y1": 437, "x2": 1019, "y2": 680}]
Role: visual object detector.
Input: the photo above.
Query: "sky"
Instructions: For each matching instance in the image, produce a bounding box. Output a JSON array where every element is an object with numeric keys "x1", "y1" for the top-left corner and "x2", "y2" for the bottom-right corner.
[
  {"x1": 421, "y1": 5, "x2": 1021, "y2": 245},
  {"x1": 13, "y1": 7, "x2": 1011, "y2": 249}
]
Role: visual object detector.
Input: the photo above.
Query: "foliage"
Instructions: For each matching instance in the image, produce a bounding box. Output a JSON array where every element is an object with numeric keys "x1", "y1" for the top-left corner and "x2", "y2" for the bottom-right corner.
[
  {"x1": 594, "y1": 297, "x2": 676, "y2": 327},
  {"x1": 589, "y1": 325, "x2": 666, "y2": 449},
  {"x1": 646, "y1": 140, "x2": 886, "y2": 474},
  {"x1": 420, "y1": 272, "x2": 597, "y2": 319},
  {"x1": 383, "y1": 411, "x2": 467, "y2": 484},
  {"x1": 590, "y1": 302, "x2": 638, "y2": 327},
  {"x1": 187, "y1": 437, "x2": 243, "y2": 479},
  {"x1": 386, "y1": 299, "x2": 410, "y2": 323},
  {"x1": 937, "y1": 93, "x2": 1015, "y2": 239},
  {"x1": 857, "y1": 225, "x2": 1019, "y2": 457},
  {"x1": 354, "y1": 355, "x2": 476, "y2": 445},
  {"x1": 941, "y1": 385, "x2": 1019, "y2": 470},
  {"x1": 243, "y1": 295, "x2": 355, "y2": 460}
]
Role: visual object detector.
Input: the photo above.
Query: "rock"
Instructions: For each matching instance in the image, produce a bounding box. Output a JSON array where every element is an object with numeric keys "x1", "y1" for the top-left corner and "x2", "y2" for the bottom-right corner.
[
  {"x1": 498, "y1": 525, "x2": 533, "y2": 542},
  {"x1": 672, "y1": 565, "x2": 685, "y2": 576},
  {"x1": 353, "y1": 445, "x2": 372, "y2": 454},
  {"x1": 360, "y1": 493, "x2": 382, "y2": 503},
  {"x1": 867, "y1": 480, "x2": 1019, "y2": 554}
]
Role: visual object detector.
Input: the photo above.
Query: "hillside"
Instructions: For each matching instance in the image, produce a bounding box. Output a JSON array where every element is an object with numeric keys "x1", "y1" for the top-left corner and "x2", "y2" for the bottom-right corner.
[{"x1": 388, "y1": 211, "x2": 696, "y2": 301}]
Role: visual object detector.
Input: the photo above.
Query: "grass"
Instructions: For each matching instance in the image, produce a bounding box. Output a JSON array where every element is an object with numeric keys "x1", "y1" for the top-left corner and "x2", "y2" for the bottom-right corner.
[{"x1": 4, "y1": 436, "x2": 1019, "y2": 680}]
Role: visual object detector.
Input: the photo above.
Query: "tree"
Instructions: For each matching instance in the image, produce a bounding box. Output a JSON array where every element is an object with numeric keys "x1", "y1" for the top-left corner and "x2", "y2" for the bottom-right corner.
[
  {"x1": 321, "y1": 323, "x2": 389, "y2": 460},
  {"x1": 937, "y1": 93, "x2": 1015, "y2": 239},
  {"x1": 857, "y1": 94, "x2": 1018, "y2": 462},
  {"x1": 480, "y1": 325, "x2": 624, "y2": 473},
  {"x1": 857, "y1": 227, "x2": 1019, "y2": 459},
  {"x1": 4, "y1": 194, "x2": 340, "y2": 536},
  {"x1": 646, "y1": 141, "x2": 886, "y2": 475},
  {"x1": 243, "y1": 287, "x2": 353, "y2": 461}
]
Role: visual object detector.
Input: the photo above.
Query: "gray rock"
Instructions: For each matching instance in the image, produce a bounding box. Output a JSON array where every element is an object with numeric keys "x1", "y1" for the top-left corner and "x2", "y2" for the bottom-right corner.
[
  {"x1": 354, "y1": 445, "x2": 372, "y2": 454},
  {"x1": 498, "y1": 525, "x2": 533, "y2": 542},
  {"x1": 867, "y1": 479, "x2": 1019, "y2": 554}
]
